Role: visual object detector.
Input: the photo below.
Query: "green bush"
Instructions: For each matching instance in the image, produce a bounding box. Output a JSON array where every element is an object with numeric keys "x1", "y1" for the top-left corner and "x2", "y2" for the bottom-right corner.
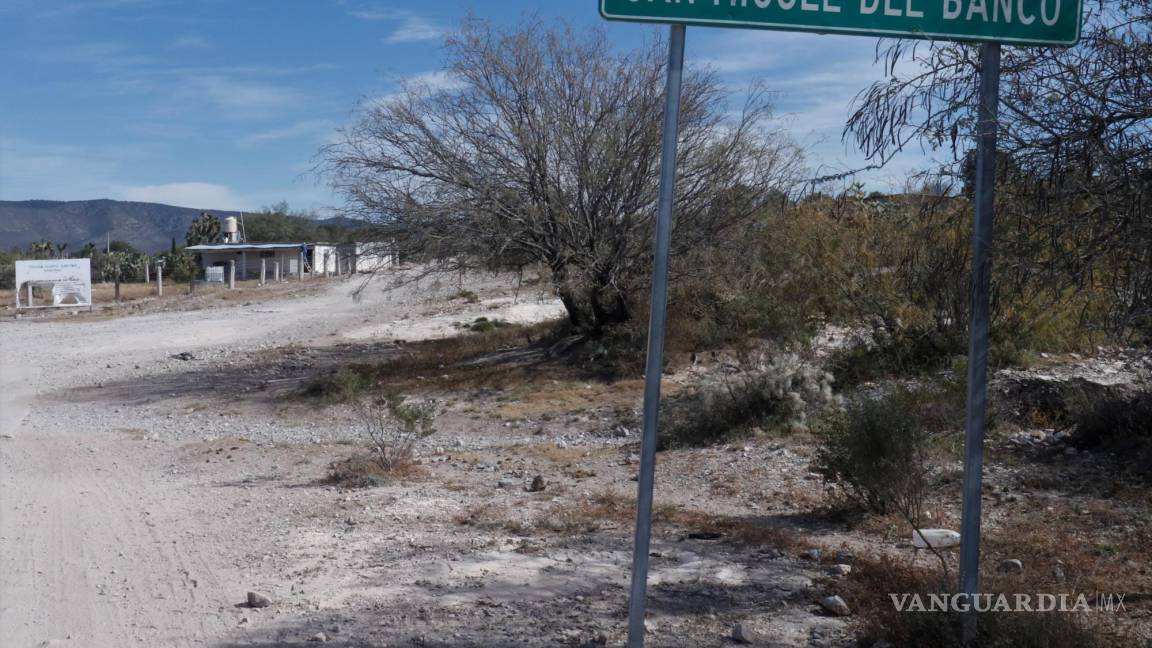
[
  {"x1": 660, "y1": 352, "x2": 837, "y2": 448},
  {"x1": 464, "y1": 316, "x2": 511, "y2": 333},
  {"x1": 827, "y1": 327, "x2": 966, "y2": 388},
  {"x1": 0, "y1": 250, "x2": 16, "y2": 290},
  {"x1": 156, "y1": 251, "x2": 199, "y2": 283},
  {"x1": 814, "y1": 388, "x2": 935, "y2": 516}
]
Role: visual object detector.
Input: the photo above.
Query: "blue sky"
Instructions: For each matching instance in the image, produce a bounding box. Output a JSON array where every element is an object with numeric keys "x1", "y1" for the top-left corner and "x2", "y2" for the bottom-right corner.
[{"x1": 0, "y1": 0, "x2": 931, "y2": 213}]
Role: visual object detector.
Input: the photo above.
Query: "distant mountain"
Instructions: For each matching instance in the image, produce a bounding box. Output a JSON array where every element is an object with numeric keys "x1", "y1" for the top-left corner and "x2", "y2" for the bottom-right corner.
[{"x1": 0, "y1": 199, "x2": 357, "y2": 254}]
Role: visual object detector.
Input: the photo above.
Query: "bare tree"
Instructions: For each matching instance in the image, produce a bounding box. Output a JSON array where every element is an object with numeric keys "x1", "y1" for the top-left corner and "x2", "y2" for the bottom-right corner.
[
  {"x1": 845, "y1": 2, "x2": 1152, "y2": 338},
  {"x1": 321, "y1": 18, "x2": 804, "y2": 331}
]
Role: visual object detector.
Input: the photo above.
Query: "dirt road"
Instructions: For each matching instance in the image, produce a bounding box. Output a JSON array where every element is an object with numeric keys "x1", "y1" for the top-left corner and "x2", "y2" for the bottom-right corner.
[
  {"x1": 1, "y1": 273, "x2": 858, "y2": 647},
  {"x1": 0, "y1": 275, "x2": 563, "y2": 648}
]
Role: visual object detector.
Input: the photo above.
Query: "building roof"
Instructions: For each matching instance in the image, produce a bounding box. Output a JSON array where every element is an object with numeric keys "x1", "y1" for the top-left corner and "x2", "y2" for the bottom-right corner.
[{"x1": 185, "y1": 243, "x2": 310, "y2": 251}]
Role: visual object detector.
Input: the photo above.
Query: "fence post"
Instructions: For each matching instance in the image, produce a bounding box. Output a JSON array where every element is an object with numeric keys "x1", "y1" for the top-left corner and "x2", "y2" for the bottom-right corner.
[
  {"x1": 157, "y1": 265, "x2": 163, "y2": 297},
  {"x1": 228, "y1": 260, "x2": 236, "y2": 290}
]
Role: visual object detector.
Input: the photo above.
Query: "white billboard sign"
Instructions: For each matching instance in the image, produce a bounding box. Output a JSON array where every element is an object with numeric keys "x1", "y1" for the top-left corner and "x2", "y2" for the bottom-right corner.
[
  {"x1": 15, "y1": 259, "x2": 93, "y2": 309},
  {"x1": 205, "y1": 266, "x2": 226, "y2": 283}
]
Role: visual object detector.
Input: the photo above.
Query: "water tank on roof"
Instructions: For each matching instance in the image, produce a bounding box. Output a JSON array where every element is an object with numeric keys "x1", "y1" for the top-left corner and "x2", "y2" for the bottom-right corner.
[{"x1": 222, "y1": 216, "x2": 239, "y2": 243}]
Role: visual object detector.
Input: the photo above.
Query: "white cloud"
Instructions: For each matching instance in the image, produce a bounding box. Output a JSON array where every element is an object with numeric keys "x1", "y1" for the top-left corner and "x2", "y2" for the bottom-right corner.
[
  {"x1": 405, "y1": 70, "x2": 463, "y2": 92},
  {"x1": 171, "y1": 34, "x2": 211, "y2": 50},
  {"x1": 384, "y1": 15, "x2": 442, "y2": 44},
  {"x1": 347, "y1": 8, "x2": 401, "y2": 21},
  {"x1": 29, "y1": 41, "x2": 326, "y2": 121},
  {"x1": 167, "y1": 74, "x2": 302, "y2": 117},
  {"x1": 113, "y1": 182, "x2": 249, "y2": 210},
  {"x1": 367, "y1": 70, "x2": 465, "y2": 106},
  {"x1": 238, "y1": 119, "x2": 335, "y2": 148},
  {"x1": 346, "y1": 7, "x2": 443, "y2": 44}
]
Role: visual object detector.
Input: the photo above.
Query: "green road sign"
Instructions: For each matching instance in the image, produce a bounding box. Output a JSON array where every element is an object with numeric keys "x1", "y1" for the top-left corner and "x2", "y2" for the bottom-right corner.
[{"x1": 601, "y1": 0, "x2": 1083, "y2": 46}]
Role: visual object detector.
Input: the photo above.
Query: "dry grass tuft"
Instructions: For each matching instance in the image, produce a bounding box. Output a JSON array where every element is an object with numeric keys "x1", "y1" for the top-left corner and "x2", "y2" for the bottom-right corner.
[
  {"x1": 302, "y1": 319, "x2": 572, "y2": 400},
  {"x1": 837, "y1": 554, "x2": 1132, "y2": 648},
  {"x1": 324, "y1": 454, "x2": 425, "y2": 488}
]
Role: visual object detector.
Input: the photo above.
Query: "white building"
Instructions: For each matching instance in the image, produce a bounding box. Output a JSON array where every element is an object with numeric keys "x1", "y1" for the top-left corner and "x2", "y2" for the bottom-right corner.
[
  {"x1": 337, "y1": 242, "x2": 397, "y2": 274},
  {"x1": 185, "y1": 241, "x2": 395, "y2": 280}
]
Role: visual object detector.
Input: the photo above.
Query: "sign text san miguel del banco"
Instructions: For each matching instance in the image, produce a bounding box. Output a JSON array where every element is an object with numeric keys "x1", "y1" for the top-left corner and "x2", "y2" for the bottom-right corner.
[{"x1": 601, "y1": 0, "x2": 1083, "y2": 46}]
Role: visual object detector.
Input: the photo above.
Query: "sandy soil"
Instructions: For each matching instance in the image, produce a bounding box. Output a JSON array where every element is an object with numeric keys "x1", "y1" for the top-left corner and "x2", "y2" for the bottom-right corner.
[
  {"x1": 1, "y1": 272, "x2": 850, "y2": 648},
  {"x1": 0, "y1": 273, "x2": 580, "y2": 648},
  {"x1": 4, "y1": 269, "x2": 1150, "y2": 647}
]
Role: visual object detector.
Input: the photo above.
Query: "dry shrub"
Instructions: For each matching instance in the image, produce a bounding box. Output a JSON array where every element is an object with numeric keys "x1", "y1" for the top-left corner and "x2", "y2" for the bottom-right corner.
[
  {"x1": 827, "y1": 327, "x2": 967, "y2": 388},
  {"x1": 325, "y1": 454, "x2": 422, "y2": 488},
  {"x1": 1072, "y1": 390, "x2": 1152, "y2": 483},
  {"x1": 451, "y1": 289, "x2": 480, "y2": 303},
  {"x1": 530, "y1": 491, "x2": 802, "y2": 552},
  {"x1": 302, "y1": 319, "x2": 570, "y2": 398},
  {"x1": 981, "y1": 504, "x2": 1152, "y2": 600},
  {"x1": 534, "y1": 490, "x2": 635, "y2": 534},
  {"x1": 303, "y1": 364, "x2": 377, "y2": 402},
  {"x1": 452, "y1": 502, "x2": 529, "y2": 534},
  {"x1": 665, "y1": 508, "x2": 802, "y2": 551},
  {"x1": 325, "y1": 394, "x2": 437, "y2": 487},
  {"x1": 357, "y1": 395, "x2": 437, "y2": 473},
  {"x1": 661, "y1": 351, "x2": 837, "y2": 448},
  {"x1": 841, "y1": 556, "x2": 1125, "y2": 648},
  {"x1": 814, "y1": 388, "x2": 936, "y2": 518}
]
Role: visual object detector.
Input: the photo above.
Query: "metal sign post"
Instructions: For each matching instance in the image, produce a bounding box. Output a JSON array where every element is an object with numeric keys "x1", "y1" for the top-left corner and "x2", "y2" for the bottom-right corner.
[
  {"x1": 627, "y1": 23, "x2": 686, "y2": 648},
  {"x1": 602, "y1": 3, "x2": 1082, "y2": 647},
  {"x1": 958, "y1": 41, "x2": 1002, "y2": 643}
]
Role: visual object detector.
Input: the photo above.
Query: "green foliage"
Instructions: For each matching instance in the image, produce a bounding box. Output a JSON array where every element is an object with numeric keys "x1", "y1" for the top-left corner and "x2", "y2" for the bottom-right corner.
[
  {"x1": 814, "y1": 388, "x2": 938, "y2": 515},
  {"x1": 107, "y1": 240, "x2": 139, "y2": 255},
  {"x1": 461, "y1": 317, "x2": 510, "y2": 333},
  {"x1": 326, "y1": 393, "x2": 436, "y2": 487},
  {"x1": 186, "y1": 212, "x2": 221, "y2": 246},
  {"x1": 242, "y1": 202, "x2": 353, "y2": 243},
  {"x1": 827, "y1": 328, "x2": 966, "y2": 389},
  {"x1": 847, "y1": 5, "x2": 1152, "y2": 344},
  {"x1": 0, "y1": 249, "x2": 18, "y2": 289},
  {"x1": 26, "y1": 240, "x2": 59, "y2": 259},
  {"x1": 660, "y1": 352, "x2": 837, "y2": 448},
  {"x1": 156, "y1": 249, "x2": 198, "y2": 282},
  {"x1": 100, "y1": 250, "x2": 143, "y2": 291}
]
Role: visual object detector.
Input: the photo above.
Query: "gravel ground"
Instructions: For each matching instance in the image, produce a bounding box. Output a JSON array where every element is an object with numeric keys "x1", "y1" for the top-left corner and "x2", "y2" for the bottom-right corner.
[{"x1": 0, "y1": 272, "x2": 854, "y2": 648}]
